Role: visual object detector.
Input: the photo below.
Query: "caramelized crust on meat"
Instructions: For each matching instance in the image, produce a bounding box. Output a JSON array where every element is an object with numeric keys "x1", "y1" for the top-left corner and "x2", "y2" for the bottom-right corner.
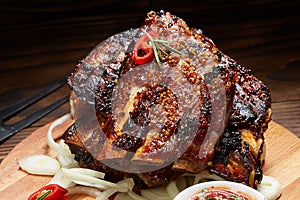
[{"x1": 63, "y1": 10, "x2": 272, "y2": 189}]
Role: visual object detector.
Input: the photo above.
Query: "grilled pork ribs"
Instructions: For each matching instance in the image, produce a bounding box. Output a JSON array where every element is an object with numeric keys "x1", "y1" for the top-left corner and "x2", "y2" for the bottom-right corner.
[{"x1": 62, "y1": 11, "x2": 272, "y2": 189}]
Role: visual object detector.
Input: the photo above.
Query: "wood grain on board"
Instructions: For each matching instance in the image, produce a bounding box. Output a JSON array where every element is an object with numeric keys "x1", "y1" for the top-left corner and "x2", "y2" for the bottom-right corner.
[{"x1": 0, "y1": 120, "x2": 299, "y2": 199}]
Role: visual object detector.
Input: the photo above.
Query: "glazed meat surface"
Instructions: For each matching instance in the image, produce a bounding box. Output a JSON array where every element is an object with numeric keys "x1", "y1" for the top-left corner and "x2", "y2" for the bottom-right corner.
[{"x1": 63, "y1": 11, "x2": 272, "y2": 189}]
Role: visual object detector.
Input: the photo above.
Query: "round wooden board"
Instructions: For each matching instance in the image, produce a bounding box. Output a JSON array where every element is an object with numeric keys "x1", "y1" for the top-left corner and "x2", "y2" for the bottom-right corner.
[{"x1": 0, "y1": 119, "x2": 299, "y2": 199}]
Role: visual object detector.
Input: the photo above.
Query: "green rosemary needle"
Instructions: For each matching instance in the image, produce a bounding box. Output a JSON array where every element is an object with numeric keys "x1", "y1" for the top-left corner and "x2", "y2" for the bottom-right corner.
[
  {"x1": 142, "y1": 30, "x2": 182, "y2": 69},
  {"x1": 36, "y1": 190, "x2": 51, "y2": 200}
]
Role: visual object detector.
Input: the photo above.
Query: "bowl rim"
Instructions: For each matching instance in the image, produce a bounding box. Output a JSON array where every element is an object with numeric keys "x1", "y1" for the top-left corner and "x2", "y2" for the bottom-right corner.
[{"x1": 174, "y1": 180, "x2": 265, "y2": 200}]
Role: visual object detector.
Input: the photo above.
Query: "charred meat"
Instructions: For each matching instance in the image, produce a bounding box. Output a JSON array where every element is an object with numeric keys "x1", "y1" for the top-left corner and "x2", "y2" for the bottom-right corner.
[{"x1": 63, "y1": 11, "x2": 272, "y2": 189}]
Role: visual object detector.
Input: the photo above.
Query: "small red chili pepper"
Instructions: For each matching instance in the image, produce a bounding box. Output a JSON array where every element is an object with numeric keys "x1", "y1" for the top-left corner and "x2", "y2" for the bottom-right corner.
[
  {"x1": 133, "y1": 30, "x2": 158, "y2": 65},
  {"x1": 28, "y1": 184, "x2": 69, "y2": 200}
]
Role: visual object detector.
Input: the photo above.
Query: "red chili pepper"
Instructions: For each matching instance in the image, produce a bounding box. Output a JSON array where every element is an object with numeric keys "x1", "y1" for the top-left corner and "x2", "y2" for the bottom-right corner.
[
  {"x1": 28, "y1": 184, "x2": 69, "y2": 200},
  {"x1": 133, "y1": 30, "x2": 158, "y2": 65}
]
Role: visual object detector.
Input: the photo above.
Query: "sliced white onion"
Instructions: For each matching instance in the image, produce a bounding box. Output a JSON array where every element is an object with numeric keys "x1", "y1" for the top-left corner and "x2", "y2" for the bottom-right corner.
[
  {"x1": 115, "y1": 178, "x2": 135, "y2": 192},
  {"x1": 257, "y1": 175, "x2": 281, "y2": 200},
  {"x1": 56, "y1": 139, "x2": 78, "y2": 167},
  {"x1": 140, "y1": 186, "x2": 170, "y2": 200},
  {"x1": 72, "y1": 178, "x2": 134, "y2": 199},
  {"x1": 46, "y1": 113, "x2": 78, "y2": 167},
  {"x1": 176, "y1": 176, "x2": 187, "y2": 192},
  {"x1": 72, "y1": 180, "x2": 108, "y2": 189},
  {"x1": 166, "y1": 180, "x2": 179, "y2": 199},
  {"x1": 115, "y1": 192, "x2": 136, "y2": 200},
  {"x1": 48, "y1": 169, "x2": 75, "y2": 188},
  {"x1": 67, "y1": 185, "x2": 102, "y2": 197},
  {"x1": 128, "y1": 191, "x2": 150, "y2": 200},
  {"x1": 96, "y1": 188, "x2": 119, "y2": 200},
  {"x1": 19, "y1": 155, "x2": 60, "y2": 175},
  {"x1": 193, "y1": 173, "x2": 202, "y2": 185},
  {"x1": 197, "y1": 170, "x2": 225, "y2": 182},
  {"x1": 61, "y1": 167, "x2": 120, "y2": 189},
  {"x1": 47, "y1": 113, "x2": 71, "y2": 152},
  {"x1": 64, "y1": 167, "x2": 105, "y2": 179}
]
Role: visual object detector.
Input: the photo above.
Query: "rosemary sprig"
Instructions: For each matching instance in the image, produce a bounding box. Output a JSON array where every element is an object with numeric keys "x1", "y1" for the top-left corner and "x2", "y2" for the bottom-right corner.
[
  {"x1": 143, "y1": 30, "x2": 182, "y2": 69},
  {"x1": 157, "y1": 40, "x2": 183, "y2": 55}
]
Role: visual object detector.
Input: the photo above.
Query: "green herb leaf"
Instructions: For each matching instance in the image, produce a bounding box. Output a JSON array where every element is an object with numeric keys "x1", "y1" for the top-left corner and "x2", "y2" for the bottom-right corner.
[
  {"x1": 151, "y1": 40, "x2": 163, "y2": 69},
  {"x1": 201, "y1": 188, "x2": 208, "y2": 193},
  {"x1": 229, "y1": 195, "x2": 242, "y2": 200},
  {"x1": 152, "y1": 39, "x2": 173, "y2": 44},
  {"x1": 142, "y1": 30, "x2": 182, "y2": 69},
  {"x1": 158, "y1": 41, "x2": 183, "y2": 55},
  {"x1": 37, "y1": 190, "x2": 52, "y2": 200}
]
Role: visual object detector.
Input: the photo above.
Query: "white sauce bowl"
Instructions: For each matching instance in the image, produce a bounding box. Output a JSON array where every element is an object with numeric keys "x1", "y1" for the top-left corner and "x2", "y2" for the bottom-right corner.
[{"x1": 174, "y1": 181, "x2": 264, "y2": 200}]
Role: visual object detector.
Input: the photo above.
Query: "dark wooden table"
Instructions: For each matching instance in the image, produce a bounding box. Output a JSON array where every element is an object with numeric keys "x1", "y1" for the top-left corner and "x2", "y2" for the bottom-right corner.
[{"x1": 0, "y1": 0, "x2": 299, "y2": 163}]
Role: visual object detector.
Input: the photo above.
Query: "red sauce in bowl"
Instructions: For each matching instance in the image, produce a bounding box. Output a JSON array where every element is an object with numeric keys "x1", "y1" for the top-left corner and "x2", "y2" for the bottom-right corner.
[{"x1": 189, "y1": 187, "x2": 252, "y2": 200}]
